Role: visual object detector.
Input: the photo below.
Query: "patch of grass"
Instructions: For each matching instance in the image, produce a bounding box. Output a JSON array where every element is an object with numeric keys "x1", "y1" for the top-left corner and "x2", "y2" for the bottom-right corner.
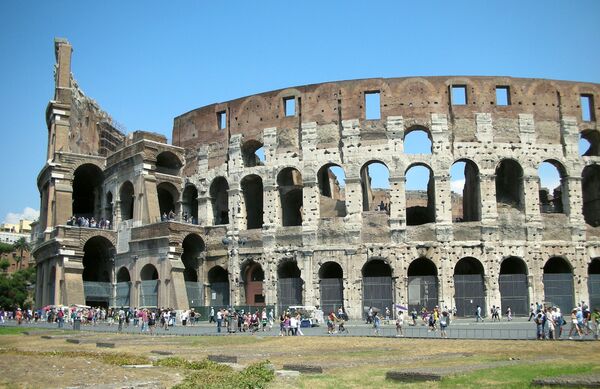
[
  {"x1": 442, "y1": 362, "x2": 599, "y2": 388},
  {"x1": 0, "y1": 326, "x2": 44, "y2": 335},
  {"x1": 173, "y1": 360, "x2": 274, "y2": 389},
  {"x1": 154, "y1": 356, "x2": 232, "y2": 372},
  {"x1": 0, "y1": 348, "x2": 151, "y2": 366}
]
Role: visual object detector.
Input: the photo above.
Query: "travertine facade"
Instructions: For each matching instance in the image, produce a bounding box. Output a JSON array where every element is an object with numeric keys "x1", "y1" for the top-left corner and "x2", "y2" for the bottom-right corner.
[{"x1": 33, "y1": 38, "x2": 600, "y2": 318}]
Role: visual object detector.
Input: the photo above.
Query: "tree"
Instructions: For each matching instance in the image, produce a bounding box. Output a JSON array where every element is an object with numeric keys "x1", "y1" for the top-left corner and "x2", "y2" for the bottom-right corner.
[
  {"x1": 0, "y1": 267, "x2": 36, "y2": 310},
  {"x1": 0, "y1": 259, "x2": 9, "y2": 273},
  {"x1": 12, "y1": 237, "x2": 30, "y2": 271},
  {"x1": 0, "y1": 242, "x2": 13, "y2": 254}
]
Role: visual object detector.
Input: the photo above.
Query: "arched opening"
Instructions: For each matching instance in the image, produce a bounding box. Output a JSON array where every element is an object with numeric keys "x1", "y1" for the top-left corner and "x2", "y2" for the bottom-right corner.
[
  {"x1": 210, "y1": 177, "x2": 229, "y2": 225},
  {"x1": 360, "y1": 161, "x2": 390, "y2": 212},
  {"x1": 72, "y1": 164, "x2": 103, "y2": 218},
  {"x1": 243, "y1": 261, "x2": 265, "y2": 306},
  {"x1": 499, "y1": 257, "x2": 529, "y2": 316},
  {"x1": 241, "y1": 175, "x2": 263, "y2": 229},
  {"x1": 538, "y1": 161, "x2": 567, "y2": 214},
  {"x1": 588, "y1": 258, "x2": 600, "y2": 311},
  {"x1": 362, "y1": 259, "x2": 393, "y2": 319},
  {"x1": 543, "y1": 257, "x2": 574, "y2": 311},
  {"x1": 582, "y1": 165, "x2": 600, "y2": 227},
  {"x1": 182, "y1": 185, "x2": 199, "y2": 224},
  {"x1": 119, "y1": 181, "x2": 135, "y2": 221},
  {"x1": 208, "y1": 266, "x2": 229, "y2": 307},
  {"x1": 156, "y1": 151, "x2": 182, "y2": 175},
  {"x1": 82, "y1": 236, "x2": 114, "y2": 308},
  {"x1": 242, "y1": 140, "x2": 265, "y2": 167},
  {"x1": 495, "y1": 159, "x2": 524, "y2": 212},
  {"x1": 277, "y1": 167, "x2": 303, "y2": 226},
  {"x1": 453, "y1": 257, "x2": 486, "y2": 317},
  {"x1": 404, "y1": 128, "x2": 432, "y2": 154},
  {"x1": 105, "y1": 192, "x2": 113, "y2": 225},
  {"x1": 157, "y1": 182, "x2": 179, "y2": 220},
  {"x1": 319, "y1": 262, "x2": 344, "y2": 315},
  {"x1": 580, "y1": 130, "x2": 600, "y2": 157},
  {"x1": 451, "y1": 160, "x2": 481, "y2": 222},
  {"x1": 407, "y1": 258, "x2": 438, "y2": 312},
  {"x1": 318, "y1": 164, "x2": 346, "y2": 217},
  {"x1": 182, "y1": 234, "x2": 205, "y2": 307},
  {"x1": 406, "y1": 164, "x2": 435, "y2": 225},
  {"x1": 277, "y1": 261, "x2": 303, "y2": 314},
  {"x1": 115, "y1": 267, "x2": 131, "y2": 307},
  {"x1": 140, "y1": 264, "x2": 159, "y2": 308}
]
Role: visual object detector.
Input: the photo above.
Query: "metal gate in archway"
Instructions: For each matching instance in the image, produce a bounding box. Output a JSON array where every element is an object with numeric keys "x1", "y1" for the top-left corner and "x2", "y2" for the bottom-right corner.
[
  {"x1": 362, "y1": 276, "x2": 393, "y2": 318},
  {"x1": 115, "y1": 282, "x2": 131, "y2": 307},
  {"x1": 453, "y1": 274, "x2": 485, "y2": 317},
  {"x1": 210, "y1": 282, "x2": 229, "y2": 307},
  {"x1": 186, "y1": 281, "x2": 204, "y2": 307},
  {"x1": 407, "y1": 276, "x2": 438, "y2": 312},
  {"x1": 320, "y1": 278, "x2": 343, "y2": 315},
  {"x1": 139, "y1": 280, "x2": 158, "y2": 308},
  {"x1": 499, "y1": 274, "x2": 528, "y2": 316},
  {"x1": 543, "y1": 273, "x2": 574, "y2": 311},
  {"x1": 278, "y1": 278, "x2": 303, "y2": 314},
  {"x1": 589, "y1": 275, "x2": 600, "y2": 310}
]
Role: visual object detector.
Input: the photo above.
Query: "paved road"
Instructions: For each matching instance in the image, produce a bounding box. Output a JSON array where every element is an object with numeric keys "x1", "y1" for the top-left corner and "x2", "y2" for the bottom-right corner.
[{"x1": 3, "y1": 317, "x2": 598, "y2": 340}]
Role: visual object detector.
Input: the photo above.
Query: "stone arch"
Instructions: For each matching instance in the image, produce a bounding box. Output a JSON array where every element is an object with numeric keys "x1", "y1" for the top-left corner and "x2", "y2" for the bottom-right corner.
[
  {"x1": 277, "y1": 259, "x2": 303, "y2": 314},
  {"x1": 139, "y1": 264, "x2": 159, "y2": 308},
  {"x1": 405, "y1": 163, "x2": 435, "y2": 225},
  {"x1": 277, "y1": 167, "x2": 303, "y2": 226},
  {"x1": 499, "y1": 256, "x2": 529, "y2": 316},
  {"x1": 241, "y1": 174, "x2": 263, "y2": 229},
  {"x1": 181, "y1": 233, "x2": 205, "y2": 282},
  {"x1": 241, "y1": 139, "x2": 265, "y2": 167},
  {"x1": 407, "y1": 257, "x2": 438, "y2": 312},
  {"x1": 115, "y1": 267, "x2": 131, "y2": 308},
  {"x1": 242, "y1": 260, "x2": 265, "y2": 306},
  {"x1": 361, "y1": 259, "x2": 393, "y2": 319},
  {"x1": 209, "y1": 176, "x2": 229, "y2": 225},
  {"x1": 588, "y1": 258, "x2": 600, "y2": 311},
  {"x1": 82, "y1": 236, "x2": 114, "y2": 308},
  {"x1": 319, "y1": 261, "x2": 344, "y2": 315},
  {"x1": 451, "y1": 158, "x2": 481, "y2": 222},
  {"x1": 182, "y1": 184, "x2": 198, "y2": 223},
  {"x1": 580, "y1": 129, "x2": 600, "y2": 157},
  {"x1": 360, "y1": 160, "x2": 390, "y2": 212},
  {"x1": 157, "y1": 182, "x2": 180, "y2": 219},
  {"x1": 543, "y1": 256, "x2": 574, "y2": 311},
  {"x1": 453, "y1": 257, "x2": 486, "y2": 317},
  {"x1": 495, "y1": 158, "x2": 524, "y2": 212},
  {"x1": 404, "y1": 126, "x2": 433, "y2": 154},
  {"x1": 72, "y1": 163, "x2": 104, "y2": 218},
  {"x1": 156, "y1": 151, "x2": 182, "y2": 175},
  {"x1": 582, "y1": 164, "x2": 600, "y2": 226},
  {"x1": 317, "y1": 163, "x2": 346, "y2": 217},
  {"x1": 207, "y1": 265, "x2": 229, "y2": 307},
  {"x1": 119, "y1": 181, "x2": 135, "y2": 221},
  {"x1": 538, "y1": 159, "x2": 568, "y2": 214}
]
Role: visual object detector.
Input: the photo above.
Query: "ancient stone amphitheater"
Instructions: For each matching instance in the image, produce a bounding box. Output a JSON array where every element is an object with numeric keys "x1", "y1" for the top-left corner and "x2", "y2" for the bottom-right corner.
[{"x1": 33, "y1": 38, "x2": 600, "y2": 318}]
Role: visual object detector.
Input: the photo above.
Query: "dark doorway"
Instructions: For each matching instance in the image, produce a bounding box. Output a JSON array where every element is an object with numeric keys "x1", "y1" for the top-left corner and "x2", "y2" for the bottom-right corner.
[
  {"x1": 589, "y1": 258, "x2": 600, "y2": 310},
  {"x1": 499, "y1": 257, "x2": 529, "y2": 316},
  {"x1": 116, "y1": 267, "x2": 131, "y2": 307},
  {"x1": 582, "y1": 165, "x2": 600, "y2": 227},
  {"x1": 72, "y1": 164, "x2": 103, "y2": 218},
  {"x1": 140, "y1": 264, "x2": 159, "y2": 308},
  {"x1": 119, "y1": 181, "x2": 135, "y2": 221},
  {"x1": 453, "y1": 257, "x2": 486, "y2": 317},
  {"x1": 362, "y1": 259, "x2": 393, "y2": 319},
  {"x1": 210, "y1": 177, "x2": 229, "y2": 225},
  {"x1": 278, "y1": 168, "x2": 303, "y2": 226},
  {"x1": 182, "y1": 234, "x2": 204, "y2": 306},
  {"x1": 208, "y1": 266, "x2": 229, "y2": 308},
  {"x1": 277, "y1": 261, "x2": 303, "y2": 314},
  {"x1": 407, "y1": 258, "x2": 438, "y2": 312},
  {"x1": 243, "y1": 261, "x2": 265, "y2": 306},
  {"x1": 319, "y1": 262, "x2": 344, "y2": 315},
  {"x1": 182, "y1": 185, "x2": 199, "y2": 223},
  {"x1": 495, "y1": 159, "x2": 524, "y2": 211},
  {"x1": 241, "y1": 175, "x2": 263, "y2": 229},
  {"x1": 543, "y1": 257, "x2": 574, "y2": 311},
  {"x1": 82, "y1": 236, "x2": 114, "y2": 308}
]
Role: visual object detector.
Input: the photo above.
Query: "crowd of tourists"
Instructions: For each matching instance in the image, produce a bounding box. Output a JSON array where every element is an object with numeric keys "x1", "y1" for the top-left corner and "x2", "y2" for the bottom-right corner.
[
  {"x1": 529, "y1": 301, "x2": 600, "y2": 340},
  {"x1": 66, "y1": 215, "x2": 111, "y2": 229}
]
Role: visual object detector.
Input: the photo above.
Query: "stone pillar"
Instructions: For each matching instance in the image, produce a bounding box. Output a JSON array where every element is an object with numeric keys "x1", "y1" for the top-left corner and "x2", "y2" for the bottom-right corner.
[
  {"x1": 229, "y1": 184, "x2": 245, "y2": 231},
  {"x1": 35, "y1": 263, "x2": 44, "y2": 308},
  {"x1": 300, "y1": 251, "x2": 314, "y2": 306},
  {"x1": 344, "y1": 176, "x2": 363, "y2": 242},
  {"x1": 523, "y1": 171, "x2": 543, "y2": 241},
  {"x1": 302, "y1": 179, "x2": 319, "y2": 246},
  {"x1": 566, "y1": 176, "x2": 586, "y2": 241},
  {"x1": 263, "y1": 178, "x2": 279, "y2": 228},
  {"x1": 434, "y1": 173, "x2": 453, "y2": 242},
  {"x1": 479, "y1": 172, "x2": 499, "y2": 241},
  {"x1": 389, "y1": 174, "x2": 406, "y2": 243}
]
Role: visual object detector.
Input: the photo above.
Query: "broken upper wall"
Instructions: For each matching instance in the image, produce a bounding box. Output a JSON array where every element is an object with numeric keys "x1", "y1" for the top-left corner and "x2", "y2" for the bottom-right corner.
[
  {"x1": 47, "y1": 38, "x2": 125, "y2": 158},
  {"x1": 172, "y1": 76, "x2": 600, "y2": 163}
]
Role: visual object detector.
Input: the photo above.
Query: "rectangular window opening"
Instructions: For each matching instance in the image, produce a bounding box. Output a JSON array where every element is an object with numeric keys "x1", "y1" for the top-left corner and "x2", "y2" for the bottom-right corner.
[
  {"x1": 217, "y1": 111, "x2": 227, "y2": 130},
  {"x1": 284, "y1": 97, "x2": 296, "y2": 117},
  {"x1": 365, "y1": 91, "x2": 381, "y2": 120},
  {"x1": 451, "y1": 85, "x2": 467, "y2": 105},
  {"x1": 496, "y1": 86, "x2": 510, "y2": 106},
  {"x1": 581, "y1": 94, "x2": 594, "y2": 122}
]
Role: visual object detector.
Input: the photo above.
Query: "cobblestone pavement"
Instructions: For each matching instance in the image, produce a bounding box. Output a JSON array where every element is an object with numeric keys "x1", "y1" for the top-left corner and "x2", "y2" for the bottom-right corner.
[{"x1": 3, "y1": 317, "x2": 599, "y2": 341}]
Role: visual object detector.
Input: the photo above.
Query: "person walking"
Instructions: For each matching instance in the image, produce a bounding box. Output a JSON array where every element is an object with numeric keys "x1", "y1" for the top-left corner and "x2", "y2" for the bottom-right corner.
[
  {"x1": 506, "y1": 306, "x2": 512, "y2": 321},
  {"x1": 440, "y1": 311, "x2": 449, "y2": 338},
  {"x1": 395, "y1": 311, "x2": 404, "y2": 337},
  {"x1": 216, "y1": 309, "x2": 223, "y2": 333},
  {"x1": 209, "y1": 307, "x2": 215, "y2": 323},
  {"x1": 475, "y1": 305, "x2": 484, "y2": 322},
  {"x1": 568, "y1": 309, "x2": 582, "y2": 339},
  {"x1": 528, "y1": 303, "x2": 536, "y2": 321},
  {"x1": 373, "y1": 313, "x2": 381, "y2": 336}
]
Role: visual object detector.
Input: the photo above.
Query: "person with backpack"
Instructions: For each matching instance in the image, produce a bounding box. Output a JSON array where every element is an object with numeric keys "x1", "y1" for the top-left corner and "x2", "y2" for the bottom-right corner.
[{"x1": 440, "y1": 310, "x2": 449, "y2": 338}]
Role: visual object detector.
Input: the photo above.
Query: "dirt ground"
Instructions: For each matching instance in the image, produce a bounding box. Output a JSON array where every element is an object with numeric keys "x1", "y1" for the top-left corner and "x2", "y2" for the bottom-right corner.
[{"x1": 1, "y1": 329, "x2": 599, "y2": 388}]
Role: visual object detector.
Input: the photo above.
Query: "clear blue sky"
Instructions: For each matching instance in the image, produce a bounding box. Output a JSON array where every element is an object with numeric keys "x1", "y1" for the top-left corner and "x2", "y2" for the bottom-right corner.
[{"x1": 0, "y1": 1, "x2": 599, "y2": 223}]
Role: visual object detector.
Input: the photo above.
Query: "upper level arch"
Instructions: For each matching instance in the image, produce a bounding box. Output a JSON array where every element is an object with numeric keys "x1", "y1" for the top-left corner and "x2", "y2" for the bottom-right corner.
[{"x1": 156, "y1": 151, "x2": 182, "y2": 176}]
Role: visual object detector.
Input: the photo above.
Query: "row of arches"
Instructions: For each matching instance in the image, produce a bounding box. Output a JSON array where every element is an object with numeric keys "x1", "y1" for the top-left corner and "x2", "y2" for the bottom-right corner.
[{"x1": 79, "y1": 234, "x2": 600, "y2": 315}]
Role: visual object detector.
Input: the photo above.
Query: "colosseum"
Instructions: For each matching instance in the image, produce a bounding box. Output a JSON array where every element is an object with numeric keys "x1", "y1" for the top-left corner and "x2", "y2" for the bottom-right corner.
[{"x1": 32, "y1": 38, "x2": 600, "y2": 319}]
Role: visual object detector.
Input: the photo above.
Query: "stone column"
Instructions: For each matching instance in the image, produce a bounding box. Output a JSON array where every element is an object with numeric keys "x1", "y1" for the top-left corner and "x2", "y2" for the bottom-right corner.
[
  {"x1": 479, "y1": 172, "x2": 499, "y2": 240},
  {"x1": 434, "y1": 173, "x2": 453, "y2": 242},
  {"x1": 566, "y1": 176, "x2": 586, "y2": 241},
  {"x1": 302, "y1": 179, "x2": 320, "y2": 246},
  {"x1": 389, "y1": 174, "x2": 406, "y2": 243}
]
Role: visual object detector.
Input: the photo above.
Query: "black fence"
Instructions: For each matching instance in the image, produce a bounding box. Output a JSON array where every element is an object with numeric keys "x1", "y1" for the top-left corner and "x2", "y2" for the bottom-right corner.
[
  {"x1": 454, "y1": 274, "x2": 485, "y2": 317},
  {"x1": 499, "y1": 274, "x2": 529, "y2": 316}
]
